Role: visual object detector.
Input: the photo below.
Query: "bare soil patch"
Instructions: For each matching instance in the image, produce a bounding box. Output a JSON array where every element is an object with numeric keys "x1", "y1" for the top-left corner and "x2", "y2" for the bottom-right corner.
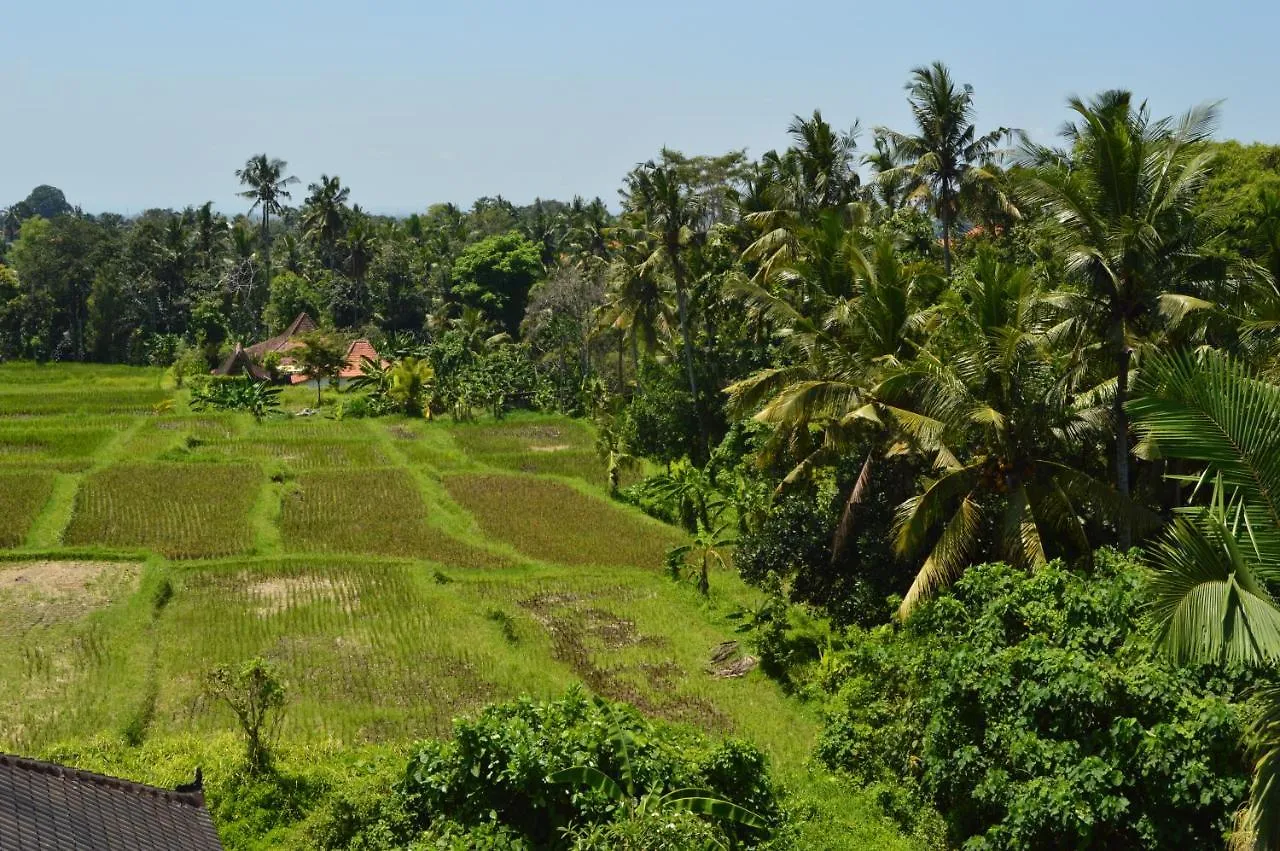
[
  {"x1": 0, "y1": 561, "x2": 140, "y2": 634},
  {"x1": 246, "y1": 575, "x2": 358, "y2": 617},
  {"x1": 0, "y1": 561, "x2": 138, "y2": 599}
]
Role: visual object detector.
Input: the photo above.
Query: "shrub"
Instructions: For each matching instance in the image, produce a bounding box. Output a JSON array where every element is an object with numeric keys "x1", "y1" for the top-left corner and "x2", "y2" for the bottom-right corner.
[
  {"x1": 206, "y1": 657, "x2": 287, "y2": 776},
  {"x1": 401, "y1": 687, "x2": 783, "y2": 848},
  {"x1": 815, "y1": 551, "x2": 1255, "y2": 849}
]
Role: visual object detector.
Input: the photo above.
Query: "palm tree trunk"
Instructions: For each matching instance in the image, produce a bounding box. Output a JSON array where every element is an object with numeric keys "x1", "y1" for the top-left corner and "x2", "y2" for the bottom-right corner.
[
  {"x1": 1114, "y1": 343, "x2": 1132, "y2": 548},
  {"x1": 631, "y1": 333, "x2": 641, "y2": 389},
  {"x1": 261, "y1": 209, "x2": 272, "y2": 311},
  {"x1": 940, "y1": 183, "x2": 953, "y2": 277},
  {"x1": 668, "y1": 237, "x2": 707, "y2": 460},
  {"x1": 617, "y1": 329, "x2": 625, "y2": 391}
]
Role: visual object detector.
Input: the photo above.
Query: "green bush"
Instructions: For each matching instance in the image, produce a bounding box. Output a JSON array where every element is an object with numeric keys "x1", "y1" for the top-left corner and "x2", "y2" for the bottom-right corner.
[
  {"x1": 815, "y1": 551, "x2": 1255, "y2": 849},
  {"x1": 401, "y1": 687, "x2": 784, "y2": 848}
]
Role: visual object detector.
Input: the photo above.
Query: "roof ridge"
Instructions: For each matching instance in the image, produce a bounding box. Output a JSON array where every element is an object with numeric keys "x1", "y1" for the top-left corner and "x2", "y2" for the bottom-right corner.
[{"x1": 0, "y1": 753, "x2": 206, "y2": 807}]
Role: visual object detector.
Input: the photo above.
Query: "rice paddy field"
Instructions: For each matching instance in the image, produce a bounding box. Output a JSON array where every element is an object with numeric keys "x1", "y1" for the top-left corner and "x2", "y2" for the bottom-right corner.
[{"x1": 0, "y1": 362, "x2": 917, "y2": 850}]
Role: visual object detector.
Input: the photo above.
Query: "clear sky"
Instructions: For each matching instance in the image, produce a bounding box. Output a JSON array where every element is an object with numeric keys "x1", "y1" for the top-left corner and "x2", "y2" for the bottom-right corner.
[{"x1": 3, "y1": 0, "x2": 1276, "y2": 215}]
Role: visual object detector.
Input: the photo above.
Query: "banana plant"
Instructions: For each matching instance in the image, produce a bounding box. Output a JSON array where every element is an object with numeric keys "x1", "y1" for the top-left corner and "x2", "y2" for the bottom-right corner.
[{"x1": 550, "y1": 698, "x2": 768, "y2": 846}]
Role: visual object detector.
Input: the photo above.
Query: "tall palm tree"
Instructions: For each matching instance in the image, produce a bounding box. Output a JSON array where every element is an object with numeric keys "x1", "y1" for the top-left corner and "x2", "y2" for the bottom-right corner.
[
  {"x1": 863, "y1": 136, "x2": 918, "y2": 217},
  {"x1": 876, "y1": 62, "x2": 1009, "y2": 276},
  {"x1": 191, "y1": 201, "x2": 226, "y2": 270},
  {"x1": 770, "y1": 110, "x2": 861, "y2": 216},
  {"x1": 235, "y1": 154, "x2": 298, "y2": 292},
  {"x1": 600, "y1": 236, "x2": 673, "y2": 380},
  {"x1": 1018, "y1": 91, "x2": 1219, "y2": 542},
  {"x1": 624, "y1": 156, "x2": 709, "y2": 455},
  {"x1": 1130, "y1": 352, "x2": 1280, "y2": 850},
  {"x1": 727, "y1": 231, "x2": 939, "y2": 486},
  {"x1": 302, "y1": 174, "x2": 350, "y2": 270},
  {"x1": 566, "y1": 196, "x2": 613, "y2": 265},
  {"x1": 888, "y1": 249, "x2": 1131, "y2": 615}
]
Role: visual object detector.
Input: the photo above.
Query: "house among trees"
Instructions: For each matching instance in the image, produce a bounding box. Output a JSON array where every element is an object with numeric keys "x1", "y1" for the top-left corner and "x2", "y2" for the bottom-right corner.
[
  {"x1": 212, "y1": 343, "x2": 271, "y2": 381},
  {"x1": 0, "y1": 753, "x2": 223, "y2": 849},
  {"x1": 211, "y1": 311, "x2": 386, "y2": 388},
  {"x1": 287, "y1": 338, "x2": 387, "y2": 386}
]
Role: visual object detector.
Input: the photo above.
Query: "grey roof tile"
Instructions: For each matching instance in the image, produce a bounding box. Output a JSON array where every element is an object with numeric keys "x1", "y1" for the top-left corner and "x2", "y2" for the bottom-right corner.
[{"x1": 0, "y1": 754, "x2": 222, "y2": 850}]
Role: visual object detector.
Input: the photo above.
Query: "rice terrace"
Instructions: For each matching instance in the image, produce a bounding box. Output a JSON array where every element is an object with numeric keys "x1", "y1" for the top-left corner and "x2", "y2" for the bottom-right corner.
[
  {"x1": 0, "y1": 362, "x2": 899, "y2": 849},
  {"x1": 7, "y1": 8, "x2": 1280, "y2": 842}
]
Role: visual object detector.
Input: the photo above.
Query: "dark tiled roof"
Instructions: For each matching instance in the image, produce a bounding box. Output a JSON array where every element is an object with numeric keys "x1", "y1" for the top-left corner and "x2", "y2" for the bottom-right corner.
[
  {"x1": 0, "y1": 754, "x2": 223, "y2": 850},
  {"x1": 244, "y1": 312, "x2": 317, "y2": 358},
  {"x1": 212, "y1": 343, "x2": 271, "y2": 380}
]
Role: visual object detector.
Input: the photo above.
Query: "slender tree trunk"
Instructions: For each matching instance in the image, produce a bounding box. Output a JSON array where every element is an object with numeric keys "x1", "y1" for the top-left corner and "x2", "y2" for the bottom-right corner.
[
  {"x1": 668, "y1": 235, "x2": 707, "y2": 460},
  {"x1": 316, "y1": 375, "x2": 323, "y2": 408},
  {"x1": 1114, "y1": 341, "x2": 1132, "y2": 549},
  {"x1": 617, "y1": 329, "x2": 625, "y2": 391},
  {"x1": 941, "y1": 182, "x2": 953, "y2": 277},
  {"x1": 262, "y1": 209, "x2": 272, "y2": 315}
]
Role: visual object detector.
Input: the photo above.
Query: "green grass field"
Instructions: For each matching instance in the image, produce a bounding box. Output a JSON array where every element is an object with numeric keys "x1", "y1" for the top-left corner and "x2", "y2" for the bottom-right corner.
[{"x1": 0, "y1": 362, "x2": 918, "y2": 850}]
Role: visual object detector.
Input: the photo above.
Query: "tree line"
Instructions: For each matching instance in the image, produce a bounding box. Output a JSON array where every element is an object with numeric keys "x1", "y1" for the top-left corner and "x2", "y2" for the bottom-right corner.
[{"x1": 5, "y1": 61, "x2": 1280, "y2": 846}]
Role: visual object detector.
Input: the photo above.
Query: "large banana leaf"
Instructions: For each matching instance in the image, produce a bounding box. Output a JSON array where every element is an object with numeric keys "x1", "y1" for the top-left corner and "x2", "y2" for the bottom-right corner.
[
  {"x1": 548, "y1": 765, "x2": 624, "y2": 803},
  {"x1": 662, "y1": 788, "x2": 770, "y2": 829}
]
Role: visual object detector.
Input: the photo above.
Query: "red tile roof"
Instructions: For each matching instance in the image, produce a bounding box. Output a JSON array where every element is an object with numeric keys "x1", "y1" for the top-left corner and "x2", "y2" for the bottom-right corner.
[{"x1": 340, "y1": 339, "x2": 384, "y2": 379}]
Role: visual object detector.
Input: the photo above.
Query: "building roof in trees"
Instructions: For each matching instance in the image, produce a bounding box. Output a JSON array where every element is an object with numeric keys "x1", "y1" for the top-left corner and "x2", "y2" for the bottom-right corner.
[
  {"x1": 244, "y1": 312, "x2": 317, "y2": 359},
  {"x1": 0, "y1": 753, "x2": 223, "y2": 850},
  {"x1": 287, "y1": 338, "x2": 385, "y2": 384},
  {"x1": 212, "y1": 343, "x2": 271, "y2": 380},
  {"x1": 339, "y1": 339, "x2": 385, "y2": 379}
]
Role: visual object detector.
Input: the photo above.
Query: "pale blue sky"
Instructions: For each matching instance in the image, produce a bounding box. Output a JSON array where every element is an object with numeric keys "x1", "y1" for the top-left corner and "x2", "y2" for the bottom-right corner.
[{"x1": 3, "y1": 0, "x2": 1275, "y2": 215}]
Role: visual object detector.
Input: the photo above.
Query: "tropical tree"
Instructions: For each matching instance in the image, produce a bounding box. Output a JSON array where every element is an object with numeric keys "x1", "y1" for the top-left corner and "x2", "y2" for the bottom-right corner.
[
  {"x1": 876, "y1": 62, "x2": 1009, "y2": 276},
  {"x1": 1129, "y1": 351, "x2": 1280, "y2": 850},
  {"x1": 624, "y1": 156, "x2": 710, "y2": 455},
  {"x1": 296, "y1": 331, "x2": 349, "y2": 406},
  {"x1": 888, "y1": 249, "x2": 1135, "y2": 615},
  {"x1": 302, "y1": 174, "x2": 350, "y2": 269},
  {"x1": 235, "y1": 154, "x2": 298, "y2": 292},
  {"x1": 864, "y1": 136, "x2": 918, "y2": 216},
  {"x1": 1018, "y1": 91, "x2": 1220, "y2": 540},
  {"x1": 668, "y1": 521, "x2": 737, "y2": 596},
  {"x1": 600, "y1": 235, "x2": 673, "y2": 383},
  {"x1": 387, "y1": 357, "x2": 435, "y2": 417},
  {"x1": 727, "y1": 232, "x2": 940, "y2": 487}
]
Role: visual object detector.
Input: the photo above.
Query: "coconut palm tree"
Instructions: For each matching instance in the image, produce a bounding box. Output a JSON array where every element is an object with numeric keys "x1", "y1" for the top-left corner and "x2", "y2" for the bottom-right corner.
[
  {"x1": 566, "y1": 196, "x2": 612, "y2": 265},
  {"x1": 889, "y1": 249, "x2": 1135, "y2": 615},
  {"x1": 235, "y1": 154, "x2": 298, "y2": 291},
  {"x1": 600, "y1": 237, "x2": 673, "y2": 381},
  {"x1": 727, "y1": 232, "x2": 939, "y2": 487},
  {"x1": 1129, "y1": 351, "x2": 1280, "y2": 850},
  {"x1": 624, "y1": 157, "x2": 709, "y2": 454},
  {"x1": 302, "y1": 174, "x2": 350, "y2": 270},
  {"x1": 864, "y1": 136, "x2": 918, "y2": 217},
  {"x1": 191, "y1": 201, "x2": 226, "y2": 270},
  {"x1": 1017, "y1": 91, "x2": 1219, "y2": 542},
  {"x1": 876, "y1": 62, "x2": 1009, "y2": 276}
]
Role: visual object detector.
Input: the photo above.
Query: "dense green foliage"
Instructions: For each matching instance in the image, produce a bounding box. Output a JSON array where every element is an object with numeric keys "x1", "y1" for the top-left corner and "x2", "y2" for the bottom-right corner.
[
  {"x1": 402, "y1": 688, "x2": 783, "y2": 848},
  {"x1": 816, "y1": 553, "x2": 1253, "y2": 849},
  {"x1": 5, "y1": 60, "x2": 1280, "y2": 849}
]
